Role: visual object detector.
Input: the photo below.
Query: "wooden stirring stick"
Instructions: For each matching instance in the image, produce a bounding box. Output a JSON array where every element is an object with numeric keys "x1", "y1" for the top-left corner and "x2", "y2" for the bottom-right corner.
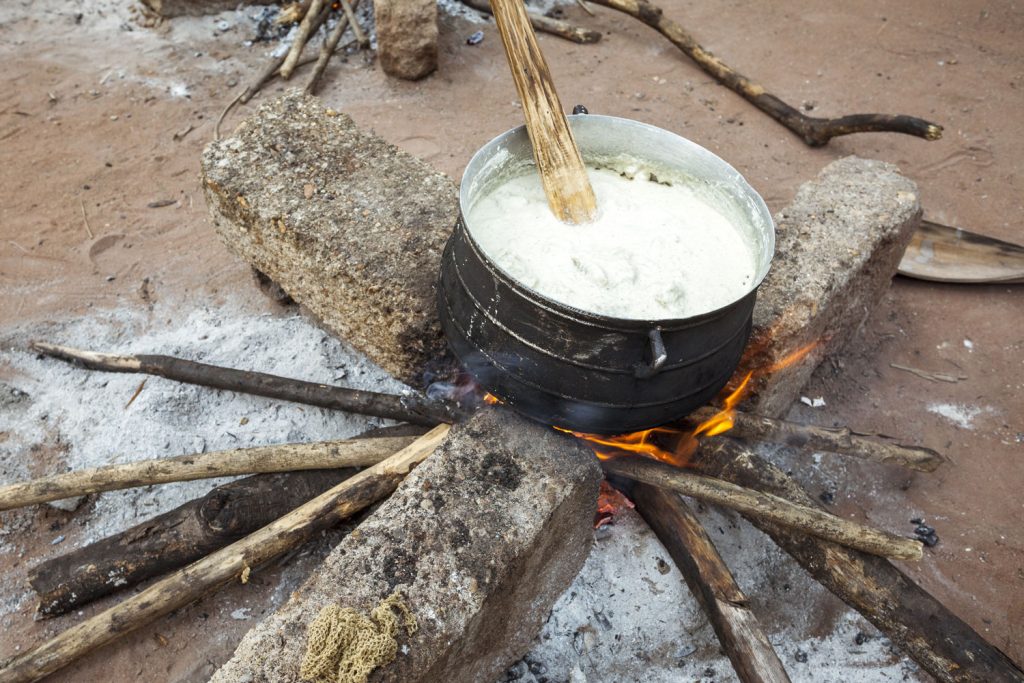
[{"x1": 491, "y1": 0, "x2": 598, "y2": 224}]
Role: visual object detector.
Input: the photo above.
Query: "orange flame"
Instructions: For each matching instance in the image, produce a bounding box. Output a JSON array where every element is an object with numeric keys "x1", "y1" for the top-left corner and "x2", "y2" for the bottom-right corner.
[
  {"x1": 570, "y1": 340, "x2": 820, "y2": 466},
  {"x1": 482, "y1": 393, "x2": 501, "y2": 405}
]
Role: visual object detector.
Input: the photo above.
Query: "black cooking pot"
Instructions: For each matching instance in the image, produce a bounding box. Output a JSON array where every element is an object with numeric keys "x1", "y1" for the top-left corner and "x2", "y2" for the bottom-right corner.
[{"x1": 438, "y1": 115, "x2": 775, "y2": 434}]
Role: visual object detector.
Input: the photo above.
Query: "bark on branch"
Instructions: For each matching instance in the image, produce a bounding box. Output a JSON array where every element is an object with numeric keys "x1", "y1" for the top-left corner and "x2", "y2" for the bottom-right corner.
[
  {"x1": 30, "y1": 342, "x2": 467, "y2": 426},
  {"x1": 461, "y1": 0, "x2": 602, "y2": 44},
  {"x1": 687, "y1": 407, "x2": 945, "y2": 472},
  {"x1": 602, "y1": 456, "x2": 922, "y2": 560},
  {"x1": 632, "y1": 483, "x2": 791, "y2": 683},
  {"x1": 587, "y1": 0, "x2": 943, "y2": 146},
  {"x1": 0, "y1": 425, "x2": 450, "y2": 683},
  {"x1": 690, "y1": 438, "x2": 1024, "y2": 683},
  {"x1": 0, "y1": 435, "x2": 415, "y2": 512}
]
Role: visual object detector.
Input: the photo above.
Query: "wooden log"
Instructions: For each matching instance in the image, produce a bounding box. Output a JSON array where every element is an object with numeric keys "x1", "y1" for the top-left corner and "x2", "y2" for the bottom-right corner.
[
  {"x1": 280, "y1": 0, "x2": 325, "y2": 79},
  {"x1": 687, "y1": 407, "x2": 945, "y2": 472},
  {"x1": 29, "y1": 470, "x2": 344, "y2": 619},
  {"x1": 632, "y1": 483, "x2": 790, "y2": 683},
  {"x1": 0, "y1": 435, "x2": 415, "y2": 512},
  {"x1": 601, "y1": 456, "x2": 923, "y2": 560},
  {"x1": 26, "y1": 425, "x2": 426, "y2": 619},
  {"x1": 29, "y1": 342, "x2": 466, "y2": 426},
  {"x1": 490, "y1": 0, "x2": 598, "y2": 224},
  {"x1": 586, "y1": 0, "x2": 942, "y2": 146},
  {"x1": 460, "y1": 0, "x2": 602, "y2": 44},
  {"x1": 690, "y1": 438, "x2": 1024, "y2": 683},
  {"x1": 0, "y1": 425, "x2": 450, "y2": 683},
  {"x1": 305, "y1": 0, "x2": 359, "y2": 94}
]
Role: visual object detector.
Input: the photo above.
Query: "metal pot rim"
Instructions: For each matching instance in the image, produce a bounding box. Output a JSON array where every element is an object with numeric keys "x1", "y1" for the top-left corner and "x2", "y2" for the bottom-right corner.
[{"x1": 458, "y1": 114, "x2": 776, "y2": 325}]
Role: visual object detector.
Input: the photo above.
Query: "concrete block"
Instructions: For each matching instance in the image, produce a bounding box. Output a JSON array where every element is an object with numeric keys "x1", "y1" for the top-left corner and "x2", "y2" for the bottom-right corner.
[
  {"x1": 201, "y1": 92, "x2": 458, "y2": 386},
  {"x1": 209, "y1": 408, "x2": 602, "y2": 683},
  {"x1": 373, "y1": 0, "x2": 438, "y2": 80},
  {"x1": 741, "y1": 156, "x2": 921, "y2": 417}
]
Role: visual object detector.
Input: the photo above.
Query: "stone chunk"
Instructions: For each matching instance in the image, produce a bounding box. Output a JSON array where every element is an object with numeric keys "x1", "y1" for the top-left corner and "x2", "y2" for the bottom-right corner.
[
  {"x1": 209, "y1": 408, "x2": 601, "y2": 683},
  {"x1": 739, "y1": 156, "x2": 921, "y2": 417},
  {"x1": 201, "y1": 91, "x2": 458, "y2": 385},
  {"x1": 373, "y1": 0, "x2": 438, "y2": 80}
]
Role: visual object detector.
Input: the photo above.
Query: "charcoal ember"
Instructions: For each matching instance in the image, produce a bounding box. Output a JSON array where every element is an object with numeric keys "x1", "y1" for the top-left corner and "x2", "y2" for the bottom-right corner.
[{"x1": 912, "y1": 520, "x2": 939, "y2": 546}]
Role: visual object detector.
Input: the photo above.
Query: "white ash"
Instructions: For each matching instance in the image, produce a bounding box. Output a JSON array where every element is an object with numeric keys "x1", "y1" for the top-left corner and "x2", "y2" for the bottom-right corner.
[
  {"x1": 1, "y1": 298, "x2": 924, "y2": 680},
  {"x1": 508, "y1": 497, "x2": 924, "y2": 682},
  {"x1": 0, "y1": 296, "x2": 406, "y2": 547},
  {"x1": 926, "y1": 402, "x2": 990, "y2": 429}
]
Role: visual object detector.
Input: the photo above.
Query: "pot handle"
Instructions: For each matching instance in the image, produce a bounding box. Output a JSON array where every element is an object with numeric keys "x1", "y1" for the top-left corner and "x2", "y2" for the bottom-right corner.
[{"x1": 634, "y1": 328, "x2": 667, "y2": 379}]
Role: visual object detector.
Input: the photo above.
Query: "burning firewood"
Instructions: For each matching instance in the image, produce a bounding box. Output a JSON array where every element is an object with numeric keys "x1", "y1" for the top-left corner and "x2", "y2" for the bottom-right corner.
[
  {"x1": 0, "y1": 434, "x2": 416, "y2": 512},
  {"x1": 685, "y1": 406, "x2": 944, "y2": 472},
  {"x1": 29, "y1": 341, "x2": 466, "y2": 427},
  {"x1": 631, "y1": 483, "x2": 791, "y2": 683},
  {"x1": 0, "y1": 425, "x2": 449, "y2": 683},
  {"x1": 586, "y1": 0, "x2": 943, "y2": 146},
  {"x1": 690, "y1": 438, "x2": 1024, "y2": 683},
  {"x1": 602, "y1": 453, "x2": 923, "y2": 560}
]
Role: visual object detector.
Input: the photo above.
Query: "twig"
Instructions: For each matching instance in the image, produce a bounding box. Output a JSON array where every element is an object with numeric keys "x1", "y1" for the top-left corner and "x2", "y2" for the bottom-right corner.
[
  {"x1": 889, "y1": 362, "x2": 966, "y2": 384},
  {"x1": 0, "y1": 435, "x2": 415, "y2": 512},
  {"x1": 690, "y1": 438, "x2": 1024, "y2": 683},
  {"x1": 632, "y1": 483, "x2": 790, "y2": 683},
  {"x1": 341, "y1": 0, "x2": 367, "y2": 48},
  {"x1": 602, "y1": 455, "x2": 923, "y2": 560},
  {"x1": 687, "y1": 407, "x2": 945, "y2": 472},
  {"x1": 461, "y1": 0, "x2": 602, "y2": 44},
  {"x1": 79, "y1": 200, "x2": 93, "y2": 240},
  {"x1": 305, "y1": 0, "x2": 354, "y2": 95},
  {"x1": 587, "y1": 0, "x2": 942, "y2": 146},
  {"x1": 280, "y1": 0, "x2": 324, "y2": 80},
  {"x1": 30, "y1": 342, "x2": 467, "y2": 426},
  {"x1": 576, "y1": 0, "x2": 595, "y2": 16},
  {"x1": 123, "y1": 379, "x2": 146, "y2": 409},
  {"x1": 0, "y1": 425, "x2": 449, "y2": 683},
  {"x1": 215, "y1": 4, "x2": 337, "y2": 139}
]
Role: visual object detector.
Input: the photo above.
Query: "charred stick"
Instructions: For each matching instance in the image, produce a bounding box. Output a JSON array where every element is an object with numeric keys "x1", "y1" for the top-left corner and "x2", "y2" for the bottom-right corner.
[
  {"x1": 461, "y1": 0, "x2": 602, "y2": 44},
  {"x1": 0, "y1": 435, "x2": 415, "y2": 512},
  {"x1": 0, "y1": 425, "x2": 449, "y2": 683},
  {"x1": 602, "y1": 456, "x2": 922, "y2": 560},
  {"x1": 688, "y1": 407, "x2": 944, "y2": 472},
  {"x1": 30, "y1": 342, "x2": 466, "y2": 426},
  {"x1": 690, "y1": 438, "x2": 1024, "y2": 683},
  {"x1": 280, "y1": 0, "x2": 325, "y2": 79},
  {"x1": 586, "y1": 0, "x2": 942, "y2": 146},
  {"x1": 632, "y1": 483, "x2": 791, "y2": 683},
  {"x1": 29, "y1": 470, "x2": 346, "y2": 619},
  {"x1": 27, "y1": 425, "x2": 426, "y2": 619}
]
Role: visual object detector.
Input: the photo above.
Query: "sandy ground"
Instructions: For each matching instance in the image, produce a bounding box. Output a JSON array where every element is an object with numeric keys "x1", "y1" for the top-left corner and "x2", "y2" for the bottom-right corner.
[{"x1": 0, "y1": 0, "x2": 1021, "y2": 680}]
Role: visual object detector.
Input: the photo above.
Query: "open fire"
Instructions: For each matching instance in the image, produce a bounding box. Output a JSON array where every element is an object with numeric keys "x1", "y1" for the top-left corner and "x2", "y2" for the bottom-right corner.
[{"x1": 564, "y1": 341, "x2": 820, "y2": 467}]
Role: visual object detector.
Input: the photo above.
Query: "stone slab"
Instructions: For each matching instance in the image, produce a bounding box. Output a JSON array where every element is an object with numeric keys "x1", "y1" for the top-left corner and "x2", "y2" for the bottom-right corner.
[
  {"x1": 373, "y1": 0, "x2": 438, "y2": 80},
  {"x1": 209, "y1": 407, "x2": 602, "y2": 683},
  {"x1": 737, "y1": 156, "x2": 921, "y2": 417},
  {"x1": 202, "y1": 91, "x2": 457, "y2": 386}
]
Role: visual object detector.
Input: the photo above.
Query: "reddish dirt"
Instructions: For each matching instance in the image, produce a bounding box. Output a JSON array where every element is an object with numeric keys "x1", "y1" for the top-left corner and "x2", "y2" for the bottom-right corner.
[{"x1": 1, "y1": 0, "x2": 1021, "y2": 679}]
